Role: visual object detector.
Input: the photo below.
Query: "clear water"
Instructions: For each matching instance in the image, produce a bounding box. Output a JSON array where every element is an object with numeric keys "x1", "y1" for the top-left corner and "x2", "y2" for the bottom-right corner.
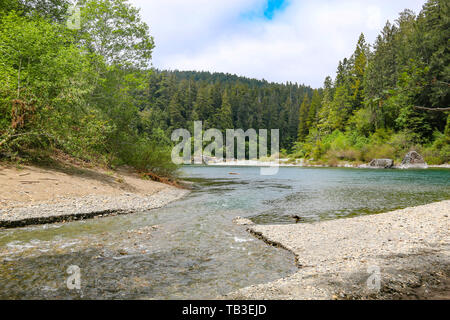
[{"x1": 0, "y1": 166, "x2": 449, "y2": 299}]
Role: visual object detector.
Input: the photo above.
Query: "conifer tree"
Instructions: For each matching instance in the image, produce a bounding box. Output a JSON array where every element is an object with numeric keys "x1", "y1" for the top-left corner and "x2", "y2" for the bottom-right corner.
[
  {"x1": 217, "y1": 90, "x2": 233, "y2": 130},
  {"x1": 297, "y1": 95, "x2": 310, "y2": 142}
]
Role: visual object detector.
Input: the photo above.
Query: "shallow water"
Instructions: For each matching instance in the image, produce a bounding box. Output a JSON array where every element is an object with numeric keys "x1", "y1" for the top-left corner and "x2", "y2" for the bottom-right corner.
[{"x1": 0, "y1": 166, "x2": 449, "y2": 299}]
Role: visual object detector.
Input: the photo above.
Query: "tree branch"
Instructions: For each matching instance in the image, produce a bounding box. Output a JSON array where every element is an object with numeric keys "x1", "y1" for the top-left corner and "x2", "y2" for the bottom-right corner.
[
  {"x1": 0, "y1": 132, "x2": 54, "y2": 148},
  {"x1": 413, "y1": 106, "x2": 450, "y2": 112}
]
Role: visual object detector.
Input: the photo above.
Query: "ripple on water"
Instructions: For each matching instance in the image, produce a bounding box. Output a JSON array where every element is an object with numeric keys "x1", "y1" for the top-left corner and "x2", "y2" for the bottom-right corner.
[{"x1": 1, "y1": 167, "x2": 449, "y2": 299}]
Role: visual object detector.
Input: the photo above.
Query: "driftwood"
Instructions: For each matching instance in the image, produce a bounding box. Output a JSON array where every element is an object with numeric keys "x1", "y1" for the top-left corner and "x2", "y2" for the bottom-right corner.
[
  {"x1": 140, "y1": 172, "x2": 184, "y2": 189},
  {"x1": 414, "y1": 106, "x2": 450, "y2": 112}
]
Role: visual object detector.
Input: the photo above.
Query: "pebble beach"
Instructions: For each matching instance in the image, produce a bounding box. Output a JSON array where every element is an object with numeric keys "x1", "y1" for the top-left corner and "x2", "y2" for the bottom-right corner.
[{"x1": 228, "y1": 200, "x2": 450, "y2": 300}]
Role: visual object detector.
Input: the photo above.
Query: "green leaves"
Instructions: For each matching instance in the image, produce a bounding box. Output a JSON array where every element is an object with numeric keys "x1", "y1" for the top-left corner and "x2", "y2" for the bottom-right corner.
[
  {"x1": 0, "y1": 12, "x2": 92, "y2": 151},
  {"x1": 0, "y1": 1, "x2": 174, "y2": 173},
  {"x1": 76, "y1": 0, "x2": 154, "y2": 69},
  {"x1": 293, "y1": 0, "x2": 449, "y2": 164},
  {"x1": 297, "y1": 95, "x2": 310, "y2": 142}
]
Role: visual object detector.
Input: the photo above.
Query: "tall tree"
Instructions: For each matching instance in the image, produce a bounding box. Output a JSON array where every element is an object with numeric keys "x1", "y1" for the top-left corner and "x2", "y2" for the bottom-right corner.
[
  {"x1": 306, "y1": 90, "x2": 322, "y2": 129},
  {"x1": 193, "y1": 85, "x2": 214, "y2": 128},
  {"x1": 216, "y1": 90, "x2": 233, "y2": 130},
  {"x1": 297, "y1": 95, "x2": 310, "y2": 142},
  {"x1": 350, "y1": 33, "x2": 369, "y2": 110}
]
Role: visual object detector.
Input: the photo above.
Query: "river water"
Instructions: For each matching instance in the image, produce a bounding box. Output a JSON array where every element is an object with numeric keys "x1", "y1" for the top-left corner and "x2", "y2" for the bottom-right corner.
[{"x1": 1, "y1": 166, "x2": 449, "y2": 299}]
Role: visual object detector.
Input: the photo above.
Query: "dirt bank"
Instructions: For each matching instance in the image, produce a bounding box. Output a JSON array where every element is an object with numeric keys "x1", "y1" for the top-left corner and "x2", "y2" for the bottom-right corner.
[{"x1": 0, "y1": 163, "x2": 189, "y2": 228}]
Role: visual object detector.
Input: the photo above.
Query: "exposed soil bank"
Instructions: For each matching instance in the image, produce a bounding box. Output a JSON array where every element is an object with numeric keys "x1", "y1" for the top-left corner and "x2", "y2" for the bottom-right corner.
[
  {"x1": 0, "y1": 164, "x2": 189, "y2": 228},
  {"x1": 227, "y1": 201, "x2": 449, "y2": 300}
]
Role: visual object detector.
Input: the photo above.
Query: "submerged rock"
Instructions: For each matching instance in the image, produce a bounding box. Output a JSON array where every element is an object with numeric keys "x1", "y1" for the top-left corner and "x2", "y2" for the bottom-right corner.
[
  {"x1": 368, "y1": 159, "x2": 394, "y2": 169},
  {"x1": 399, "y1": 151, "x2": 428, "y2": 169}
]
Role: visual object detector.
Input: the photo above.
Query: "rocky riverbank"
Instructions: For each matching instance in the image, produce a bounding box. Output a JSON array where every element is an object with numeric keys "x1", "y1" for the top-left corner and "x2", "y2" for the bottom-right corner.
[
  {"x1": 0, "y1": 164, "x2": 189, "y2": 228},
  {"x1": 205, "y1": 160, "x2": 450, "y2": 169},
  {"x1": 228, "y1": 201, "x2": 450, "y2": 300},
  {"x1": 202, "y1": 151, "x2": 449, "y2": 170}
]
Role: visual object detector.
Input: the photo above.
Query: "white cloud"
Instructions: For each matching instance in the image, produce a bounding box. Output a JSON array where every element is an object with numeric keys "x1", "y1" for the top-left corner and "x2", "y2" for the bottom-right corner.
[
  {"x1": 366, "y1": 5, "x2": 383, "y2": 30},
  {"x1": 129, "y1": 0, "x2": 427, "y2": 87}
]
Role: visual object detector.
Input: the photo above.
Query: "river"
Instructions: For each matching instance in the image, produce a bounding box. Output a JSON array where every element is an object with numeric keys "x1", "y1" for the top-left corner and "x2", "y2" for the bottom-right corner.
[{"x1": 1, "y1": 166, "x2": 449, "y2": 299}]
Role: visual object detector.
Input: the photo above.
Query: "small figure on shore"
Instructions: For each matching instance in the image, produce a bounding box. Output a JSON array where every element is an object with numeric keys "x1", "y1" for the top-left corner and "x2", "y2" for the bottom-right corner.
[{"x1": 291, "y1": 215, "x2": 304, "y2": 224}]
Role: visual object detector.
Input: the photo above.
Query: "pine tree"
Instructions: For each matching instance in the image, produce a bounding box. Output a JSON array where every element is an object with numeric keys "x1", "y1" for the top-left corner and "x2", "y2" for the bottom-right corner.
[
  {"x1": 306, "y1": 90, "x2": 322, "y2": 129},
  {"x1": 297, "y1": 95, "x2": 310, "y2": 142},
  {"x1": 328, "y1": 84, "x2": 353, "y2": 131},
  {"x1": 351, "y1": 33, "x2": 368, "y2": 110},
  {"x1": 318, "y1": 77, "x2": 334, "y2": 135},
  {"x1": 216, "y1": 90, "x2": 233, "y2": 130},
  {"x1": 168, "y1": 92, "x2": 185, "y2": 129},
  {"x1": 193, "y1": 85, "x2": 214, "y2": 128}
]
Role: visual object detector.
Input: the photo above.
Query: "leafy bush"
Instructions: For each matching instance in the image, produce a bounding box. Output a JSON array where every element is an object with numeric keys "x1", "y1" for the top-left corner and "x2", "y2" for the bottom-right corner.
[
  {"x1": 118, "y1": 139, "x2": 178, "y2": 177},
  {"x1": 422, "y1": 130, "x2": 450, "y2": 164},
  {"x1": 289, "y1": 126, "x2": 450, "y2": 165}
]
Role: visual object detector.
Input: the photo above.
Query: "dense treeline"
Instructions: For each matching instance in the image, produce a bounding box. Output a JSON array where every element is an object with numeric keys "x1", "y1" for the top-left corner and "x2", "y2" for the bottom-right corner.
[
  {"x1": 134, "y1": 0, "x2": 449, "y2": 164},
  {"x1": 292, "y1": 0, "x2": 449, "y2": 164},
  {"x1": 140, "y1": 70, "x2": 313, "y2": 149},
  {"x1": 0, "y1": 0, "x2": 448, "y2": 174}
]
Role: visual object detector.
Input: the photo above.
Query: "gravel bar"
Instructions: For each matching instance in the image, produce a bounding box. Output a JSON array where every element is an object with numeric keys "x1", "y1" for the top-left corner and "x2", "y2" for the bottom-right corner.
[
  {"x1": 227, "y1": 201, "x2": 450, "y2": 300},
  {"x1": 0, "y1": 188, "x2": 189, "y2": 228}
]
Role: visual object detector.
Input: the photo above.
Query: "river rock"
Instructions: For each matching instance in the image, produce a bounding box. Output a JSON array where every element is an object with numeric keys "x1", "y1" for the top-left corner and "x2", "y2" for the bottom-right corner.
[
  {"x1": 399, "y1": 151, "x2": 428, "y2": 169},
  {"x1": 233, "y1": 216, "x2": 254, "y2": 226},
  {"x1": 368, "y1": 159, "x2": 394, "y2": 169}
]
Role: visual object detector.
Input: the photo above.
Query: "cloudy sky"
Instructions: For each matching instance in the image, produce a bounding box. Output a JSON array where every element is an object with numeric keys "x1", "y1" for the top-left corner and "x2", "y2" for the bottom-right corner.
[{"x1": 129, "y1": 0, "x2": 426, "y2": 88}]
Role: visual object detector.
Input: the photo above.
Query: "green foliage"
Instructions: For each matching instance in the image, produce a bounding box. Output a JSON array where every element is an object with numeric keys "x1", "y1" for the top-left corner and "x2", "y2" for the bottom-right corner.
[
  {"x1": 77, "y1": 0, "x2": 154, "y2": 68},
  {"x1": 0, "y1": 0, "x2": 176, "y2": 176},
  {"x1": 292, "y1": 0, "x2": 449, "y2": 165},
  {"x1": 117, "y1": 138, "x2": 178, "y2": 177},
  {"x1": 0, "y1": 12, "x2": 94, "y2": 154},
  {"x1": 297, "y1": 95, "x2": 310, "y2": 142},
  {"x1": 0, "y1": 0, "x2": 70, "y2": 21},
  {"x1": 142, "y1": 70, "x2": 313, "y2": 150},
  {"x1": 216, "y1": 90, "x2": 233, "y2": 130},
  {"x1": 1, "y1": 0, "x2": 448, "y2": 172}
]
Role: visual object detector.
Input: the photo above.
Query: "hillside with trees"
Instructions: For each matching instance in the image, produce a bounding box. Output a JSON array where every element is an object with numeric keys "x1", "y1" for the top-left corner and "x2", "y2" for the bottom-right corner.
[
  {"x1": 141, "y1": 70, "x2": 313, "y2": 150},
  {"x1": 0, "y1": 0, "x2": 448, "y2": 175},
  {"x1": 291, "y1": 0, "x2": 449, "y2": 165},
  {"x1": 132, "y1": 0, "x2": 449, "y2": 165},
  {"x1": 0, "y1": 0, "x2": 178, "y2": 176}
]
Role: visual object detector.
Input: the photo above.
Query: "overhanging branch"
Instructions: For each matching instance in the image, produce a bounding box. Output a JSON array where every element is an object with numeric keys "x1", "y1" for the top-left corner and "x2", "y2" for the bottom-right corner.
[{"x1": 414, "y1": 106, "x2": 450, "y2": 112}]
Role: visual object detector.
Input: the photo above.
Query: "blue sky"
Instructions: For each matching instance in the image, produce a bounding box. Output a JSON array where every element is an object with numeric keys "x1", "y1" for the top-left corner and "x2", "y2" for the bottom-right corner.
[
  {"x1": 129, "y1": 0, "x2": 427, "y2": 87},
  {"x1": 264, "y1": 0, "x2": 288, "y2": 19},
  {"x1": 241, "y1": 0, "x2": 288, "y2": 20}
]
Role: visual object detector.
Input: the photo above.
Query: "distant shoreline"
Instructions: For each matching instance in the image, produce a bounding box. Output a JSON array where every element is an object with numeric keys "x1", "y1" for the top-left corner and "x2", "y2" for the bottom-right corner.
[{"x1": 185, "y1": 161, "x2": 450, "y2": 169}]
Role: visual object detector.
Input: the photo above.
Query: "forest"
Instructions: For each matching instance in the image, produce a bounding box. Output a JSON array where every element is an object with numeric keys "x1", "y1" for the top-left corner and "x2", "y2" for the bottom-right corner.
[
  {"x1": 0, "y1": 0, "x2": 449, "y2": 177},
  {"x1": 291, "y1": 0, "x2": 450, "y2": 165}
]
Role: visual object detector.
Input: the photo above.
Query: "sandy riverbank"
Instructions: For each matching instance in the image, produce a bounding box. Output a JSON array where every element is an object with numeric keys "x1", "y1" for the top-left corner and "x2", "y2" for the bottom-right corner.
[
  {"x1": 0, "y1": 164, "x2": 189, "y2": 228},
  {"x1": 228, "y1": 201, "x2": 450, "y2": 300}
]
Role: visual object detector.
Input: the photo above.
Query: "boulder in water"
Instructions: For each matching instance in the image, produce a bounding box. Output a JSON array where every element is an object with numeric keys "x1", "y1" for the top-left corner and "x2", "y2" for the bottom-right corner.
[
  {"x1": 368, "y1": 159, "x2": 394, "y2": 169},
  {"x1": 399, "y1": 151, "x2": 428, "y2": 169}
]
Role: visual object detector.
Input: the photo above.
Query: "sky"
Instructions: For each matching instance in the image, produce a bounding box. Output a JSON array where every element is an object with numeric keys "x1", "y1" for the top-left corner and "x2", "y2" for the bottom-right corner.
[{"x1": 129, "y1": 0, "x2": 427, "y2": 88}]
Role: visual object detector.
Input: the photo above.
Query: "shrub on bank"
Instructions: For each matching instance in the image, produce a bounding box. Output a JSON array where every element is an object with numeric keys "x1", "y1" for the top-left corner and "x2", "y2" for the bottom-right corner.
[{"x1": 290, "y1": 128, "x2": 449, "y2": 165}]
